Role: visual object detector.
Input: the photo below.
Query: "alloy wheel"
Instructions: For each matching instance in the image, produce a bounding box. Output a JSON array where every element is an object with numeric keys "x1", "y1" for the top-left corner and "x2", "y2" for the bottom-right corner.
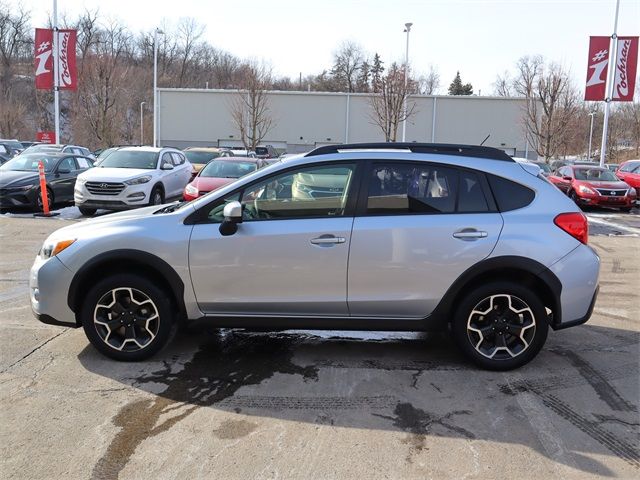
[
  {"x1": 93, "y1": 287, "x2": 160, "y2": 352},
  {"x1": 466, "y1": 294, "x2": 536, "y2": 360}
]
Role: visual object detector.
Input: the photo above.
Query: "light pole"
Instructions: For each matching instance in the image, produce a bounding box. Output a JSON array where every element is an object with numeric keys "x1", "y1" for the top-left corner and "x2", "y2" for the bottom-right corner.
[
  {"x1": 401, "y1": 22, "x2": 413, "y2": 143},
  {"x1": 153, "y1": 28, "x2": 164, "y2": 148},
  {"x1": 140, "y1": 101, "x2": 146, "y2": 145},
  {"x1": 587, "y1": 112, "x2": 596, "y2": 161}
]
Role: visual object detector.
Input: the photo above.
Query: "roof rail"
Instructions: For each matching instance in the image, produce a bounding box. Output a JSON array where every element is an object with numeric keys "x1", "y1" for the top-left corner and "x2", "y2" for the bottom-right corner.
[{"x1": 305, "y1": 142, "x2": 514, "y2": 162}]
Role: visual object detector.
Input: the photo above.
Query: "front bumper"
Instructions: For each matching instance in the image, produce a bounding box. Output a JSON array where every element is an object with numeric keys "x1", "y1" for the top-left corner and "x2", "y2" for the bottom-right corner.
[
  {"x1": 74, "y1": 184, "x2": 149, "y2": 210},
  {"x1": 0, "y1": 188, "x2": 37, "y2": 208},
  {"x1": 30, "y1": 255, "x2": 78, "y2": 327},
  {"x1": 574, "y1": 192, "x2": 634, "y2": 208}
]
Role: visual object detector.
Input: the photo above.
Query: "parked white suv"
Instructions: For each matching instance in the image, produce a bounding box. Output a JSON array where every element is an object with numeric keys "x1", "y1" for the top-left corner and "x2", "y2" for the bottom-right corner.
[{"x1": 74, "y1": 147, "x2": 192, "y2": 215}]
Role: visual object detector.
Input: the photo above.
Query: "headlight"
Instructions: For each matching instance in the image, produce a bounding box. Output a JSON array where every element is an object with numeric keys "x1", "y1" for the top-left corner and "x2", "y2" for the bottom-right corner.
[
  {"x1": 628, "y1": 189, "x2": 637, "y2": 197},
  {"x1": 40, "y1": 239, "x2": 76, "y2": 259},
  {"x1": 577, "y1": 185, "x2": 597, "y2": 195},
  {"x1": 185, "y1": 184, "x2": 198, "y2": 195},
  {"x1": 125, "y1": 175, "x2": 152, "y2": 185},
  {"x1": 76, "y1": 177, "x2": 86, "y2": 186}
]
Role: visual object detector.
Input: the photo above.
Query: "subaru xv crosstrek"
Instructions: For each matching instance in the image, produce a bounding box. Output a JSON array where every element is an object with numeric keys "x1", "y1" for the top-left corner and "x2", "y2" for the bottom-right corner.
[{"x1": 30, "y1": 143, "x2": 600, "y2": 370}]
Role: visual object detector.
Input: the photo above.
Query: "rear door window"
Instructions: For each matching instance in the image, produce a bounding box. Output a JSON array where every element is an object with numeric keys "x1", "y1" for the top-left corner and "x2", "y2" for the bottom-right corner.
[
  {"x1": 366, "y1": 163, "x2": 458, "y2": 214},
  {"x1": 171, "y1": 152, "x2": 185, "y2": 165}
]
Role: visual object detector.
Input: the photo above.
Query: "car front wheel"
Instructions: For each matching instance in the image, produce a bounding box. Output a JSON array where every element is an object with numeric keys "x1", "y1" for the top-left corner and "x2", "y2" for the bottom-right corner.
[
  {"x1": 81, "y1": 273, "x2": 175, "y2": 361},
  {"x1": 451, "y1": 282, "x2": 549, "y2": 370}
]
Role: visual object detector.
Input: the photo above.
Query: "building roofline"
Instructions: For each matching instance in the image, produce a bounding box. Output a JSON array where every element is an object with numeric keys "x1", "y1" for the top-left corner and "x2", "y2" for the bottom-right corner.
[{"x1": 157, "y1": 87, "x2": 528, "y2": 101}]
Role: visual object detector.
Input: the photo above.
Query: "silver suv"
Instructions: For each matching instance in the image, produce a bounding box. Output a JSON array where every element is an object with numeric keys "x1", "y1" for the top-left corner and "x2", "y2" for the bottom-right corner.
[{"x1": 30, "y1": 143, "x2": 600, "y2": 370}]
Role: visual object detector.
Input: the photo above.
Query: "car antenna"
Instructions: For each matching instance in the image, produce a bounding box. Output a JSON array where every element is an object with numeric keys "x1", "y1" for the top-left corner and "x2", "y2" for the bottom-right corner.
[{"x1": 480, "y1": 134, "x2": 490, "y2": 146}]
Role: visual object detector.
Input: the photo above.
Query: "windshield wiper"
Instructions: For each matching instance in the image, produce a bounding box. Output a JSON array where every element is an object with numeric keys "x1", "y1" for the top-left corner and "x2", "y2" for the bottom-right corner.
[{"x1": 154, "y1": 201, "x2": 186, "y2": 214}]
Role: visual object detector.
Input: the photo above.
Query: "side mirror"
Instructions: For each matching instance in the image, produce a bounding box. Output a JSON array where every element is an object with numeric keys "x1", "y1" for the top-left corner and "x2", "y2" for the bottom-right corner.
[
  {"x1": 161, "y1": 163, "x2": 174, "y2": 170},
  {"x1": 219, "y1": 201, "x2": 243, "y2": 236},
  {"x1": 57, "y1": 167, "x2": 71, "y2": 174}
]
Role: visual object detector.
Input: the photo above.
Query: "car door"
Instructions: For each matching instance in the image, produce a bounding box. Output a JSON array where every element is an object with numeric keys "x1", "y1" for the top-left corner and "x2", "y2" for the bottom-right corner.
[
  {"x1": 158, "y1": 152, "x2": 179, "y2": 197},
  {"x1": 555, "y1": 167, "x2": 573, "y2": 193},
  {"x1": 49, "y1": 156, "x2": 78, "y2": 202},
  {"x1": 189, "y1": 162, "x2": 360, "y2": 316},
  {"x1": 348, "y1": 161, "x2": 503, "y2": 318},
  {"x1": 171, "y1": 152, "x2": 192, "y2": 191}
]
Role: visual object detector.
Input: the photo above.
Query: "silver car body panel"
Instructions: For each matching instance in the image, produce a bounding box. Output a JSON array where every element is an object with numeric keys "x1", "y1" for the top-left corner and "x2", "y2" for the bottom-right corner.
[
  {"x1": 189, "y1": 218, "x2": 353, "y2": 315},
  {"x1": 348, "y1": 213, "x2": 503, "y2": 317}
]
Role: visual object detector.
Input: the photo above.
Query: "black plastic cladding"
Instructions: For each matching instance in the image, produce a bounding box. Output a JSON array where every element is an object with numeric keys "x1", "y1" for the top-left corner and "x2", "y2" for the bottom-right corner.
[{"x1": 305, "y1": 142, "x2": 515, "y2": 162}]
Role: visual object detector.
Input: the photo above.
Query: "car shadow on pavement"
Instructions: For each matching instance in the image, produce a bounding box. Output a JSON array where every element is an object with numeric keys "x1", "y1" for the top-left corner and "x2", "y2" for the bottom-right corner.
[{"x1": 78, "y1": 324, "x2": 639, "y2": 478}]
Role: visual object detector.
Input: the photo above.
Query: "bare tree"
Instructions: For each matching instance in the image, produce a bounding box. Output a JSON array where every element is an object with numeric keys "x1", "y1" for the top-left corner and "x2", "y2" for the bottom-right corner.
[
  {"x1": 331, "y1": 41, "x2": 364, "y2": 93},
  {"x1": 493, "y1": 71, "x2": 512, "y2": 97},
  {"x1": 417, "y1": 65, "x2": 440, "y2": 95},
  {"x1": 230, "y1": 62, "x2": 275, "y2": 150},
  {"x1": 176, "y1": 17, "x2": 204, "y2": 87},
  {"x1": 514, "y1": 56, "x2": 579, "y2": 160},
  {"x1": 368, "y1": 62, "x2": 417, "y2": 142}
]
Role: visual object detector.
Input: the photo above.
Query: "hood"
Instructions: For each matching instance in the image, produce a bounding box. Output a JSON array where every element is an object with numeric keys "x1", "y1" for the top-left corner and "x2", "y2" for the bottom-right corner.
[
  {"x1": 79, "y1": 167, "x2": 155, "y2": 182},
  {"x1": 578, "y1": 180, "x2": 630, "y2": 189},
  {"x1": 192, "y1": 176, "x2": 236, "y2": 192},
  {"x1": 47, "y1": 204, "x2": 175, "y2": 241},
  {"x1": 0, "y1": 170, "x2": 39, "y2": 187}
]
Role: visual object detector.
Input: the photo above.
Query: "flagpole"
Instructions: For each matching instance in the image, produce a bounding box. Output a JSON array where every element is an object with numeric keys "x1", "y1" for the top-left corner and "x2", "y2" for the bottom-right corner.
[
  {"x1": 599, "y1": 0, "x2": 621, "y2": 167},
  {"x1": 52, "y1": 0, "x2": 60, "y2": 144}
]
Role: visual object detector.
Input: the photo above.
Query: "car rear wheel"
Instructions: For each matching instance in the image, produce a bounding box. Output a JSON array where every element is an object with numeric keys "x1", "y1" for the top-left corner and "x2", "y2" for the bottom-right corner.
[
  {"x1": 451, "y1": 282, "x2": 549, "y2": 370},
  {"x1": 81, "y1": 274, "x2": 175, "y2": 361}
]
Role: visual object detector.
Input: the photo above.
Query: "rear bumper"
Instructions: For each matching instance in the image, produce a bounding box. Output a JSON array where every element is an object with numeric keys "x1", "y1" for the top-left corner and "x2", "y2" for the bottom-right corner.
[{"x1": 549, "y1": 244, "x2": 600, "y2": 329}]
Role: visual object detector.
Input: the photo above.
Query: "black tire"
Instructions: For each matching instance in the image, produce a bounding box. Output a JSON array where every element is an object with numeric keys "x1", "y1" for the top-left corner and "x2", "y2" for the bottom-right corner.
[
  {"x1": 451, "y1": 281, "x2": 549, "y2": 371},
  {"x1": 620, "y1": 207, "x2": 632, "y2": 213},
  {"x1": 35, "y1": 187, "x2": 54, "y2": 211},
  {"x1": 81, "y1": 273, "x2": 176, "y2": 361},
  {"x1": 78, "y1": 206, "x2": 97, "y2": 216},
  {"x1": 149, "y1": 185, "x2": 164, "y2": 206}
]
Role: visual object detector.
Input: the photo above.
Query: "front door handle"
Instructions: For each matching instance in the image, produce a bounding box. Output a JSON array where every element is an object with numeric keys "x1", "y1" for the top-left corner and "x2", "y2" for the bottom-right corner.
[
  {"x1": 453, "y1": 229, "x2": 488, "y2": 240},
  {"x1": 310, "y1": 235, "x2": 346, "y2": 245}
]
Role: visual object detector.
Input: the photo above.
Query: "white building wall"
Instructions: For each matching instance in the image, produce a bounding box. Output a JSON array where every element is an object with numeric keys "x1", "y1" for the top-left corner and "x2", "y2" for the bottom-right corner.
[{"x1": 158, "y1": 88, "x2": 534, "y2": 157}]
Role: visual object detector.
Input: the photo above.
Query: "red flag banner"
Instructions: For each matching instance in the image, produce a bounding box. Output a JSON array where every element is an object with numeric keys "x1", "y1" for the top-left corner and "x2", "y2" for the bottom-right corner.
[
  {"x1": 585, "y1": 36, "x2": 610, "y2": 101},
  {"x1": 34, "y1": 28, "x2": 77, "y2": 90},
  {"x1": 612, "y1": 36, "x2": 638, "y2": 102},
  {"x1": 34, "y1": 28, "x2": 53, "y2": 89},
  {"x1": 56, "y1": 29, "x2": 78, "y2": 90}
]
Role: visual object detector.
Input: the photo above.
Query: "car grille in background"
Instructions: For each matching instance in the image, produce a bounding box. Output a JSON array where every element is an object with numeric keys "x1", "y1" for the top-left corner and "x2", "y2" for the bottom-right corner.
[
  {"x1": 595, "y1": 189, "x2": 627, "y2": 197},
  {"x1": 85, "y1": 182, "x2": 126, "y2": 196}
]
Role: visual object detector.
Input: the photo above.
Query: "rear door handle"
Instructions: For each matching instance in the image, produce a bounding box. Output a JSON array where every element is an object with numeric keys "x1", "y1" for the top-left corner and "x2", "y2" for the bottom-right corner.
[
  {"x1": 310, "y1": 236, "x2": 346, "y2": 245},
  {"x1": 453, "y1": 229, "x2": 488, "y2": 239}
]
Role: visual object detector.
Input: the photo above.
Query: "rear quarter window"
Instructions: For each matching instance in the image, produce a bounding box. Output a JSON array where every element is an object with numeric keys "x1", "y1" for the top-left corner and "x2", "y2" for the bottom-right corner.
[{"x1": 487, "y1": 174, "x2": 535, "y2": 212}]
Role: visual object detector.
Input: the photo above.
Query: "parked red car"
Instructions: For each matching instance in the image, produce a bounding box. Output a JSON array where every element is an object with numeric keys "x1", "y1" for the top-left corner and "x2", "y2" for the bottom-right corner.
[
  {"x1": 615, "y1": 160, "x2": 640, "y2": 202},
  {"x1": 549, "y1": 165, "x2": 636, "y2": 212},
  {"x1": 183, "y1": 157, "x2": 267, "y2": 201}
]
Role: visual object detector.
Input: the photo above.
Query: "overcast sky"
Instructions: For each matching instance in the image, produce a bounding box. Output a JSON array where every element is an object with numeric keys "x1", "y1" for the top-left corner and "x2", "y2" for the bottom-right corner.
[{"x1": 12, "y1": 0, "x2": 640, "y2": 95}]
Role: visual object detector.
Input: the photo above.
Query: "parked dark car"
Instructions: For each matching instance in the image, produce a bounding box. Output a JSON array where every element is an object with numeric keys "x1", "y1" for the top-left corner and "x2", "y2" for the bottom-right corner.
[
  {"x1": 255, "y1": 145, "x2": 279, "y2": 159},
  {"x1": 0, "y1": 152, "x2": 94, "y2": 210}
]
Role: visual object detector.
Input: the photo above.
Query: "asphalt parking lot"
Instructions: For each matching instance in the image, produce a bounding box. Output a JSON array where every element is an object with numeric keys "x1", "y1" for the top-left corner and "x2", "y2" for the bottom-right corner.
[{"x1": 0, "y1": 210, "x2": 638, "y2": 479}]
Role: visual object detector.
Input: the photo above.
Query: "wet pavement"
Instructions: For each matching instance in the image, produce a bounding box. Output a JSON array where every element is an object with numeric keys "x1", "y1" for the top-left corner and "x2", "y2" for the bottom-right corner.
[{"x1": 0, "y1": 216, "x2": 638, "y2": 479}]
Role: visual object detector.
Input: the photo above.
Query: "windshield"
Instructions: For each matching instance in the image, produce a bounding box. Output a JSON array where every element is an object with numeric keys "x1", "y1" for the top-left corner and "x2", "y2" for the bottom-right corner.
[
  {"x1": 185, "y1": 150, "x2": 221, "y2": 165},
  {"x1": 200, "y1": 160, "x2": 257, "y2": 178},
  {"x1": 574, "y1": 168, "x2": 618, "y2": 181},
  {"x1": 0, "y1": 154, "x2": 58, "y2": 172},
  {"x1": 99, "y1": 150, "x2": 158, "y2": 169},
  {"x1": 23, "y1": 145, "x2": 61, "y2": 153}
]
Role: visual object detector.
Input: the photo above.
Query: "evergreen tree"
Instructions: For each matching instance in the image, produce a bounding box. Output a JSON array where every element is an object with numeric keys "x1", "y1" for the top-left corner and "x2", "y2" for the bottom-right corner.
[
  {"x1": 448, "y1": 71, "x2": 473, "y2": 95},
  {"x1": 371, "y1": 53, "x2": 385, "y2": 93}
]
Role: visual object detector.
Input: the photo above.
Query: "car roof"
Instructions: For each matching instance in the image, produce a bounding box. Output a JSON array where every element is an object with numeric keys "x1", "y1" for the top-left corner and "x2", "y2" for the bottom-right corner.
[
  {"x1": 184, "y1": 147, "x2": 229, "y2": 152},
  {"x1": 117, "y1": 146, "x2": 168, "y2": 153},
  {"x1": 209, "y1": 156, "x2": 262, "y2": 163}
]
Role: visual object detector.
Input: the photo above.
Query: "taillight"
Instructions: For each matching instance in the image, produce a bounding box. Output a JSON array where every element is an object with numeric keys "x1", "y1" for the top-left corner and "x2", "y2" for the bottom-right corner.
[{"x1": 554, "y1": 212, "x2": 588, "y2": 244}]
